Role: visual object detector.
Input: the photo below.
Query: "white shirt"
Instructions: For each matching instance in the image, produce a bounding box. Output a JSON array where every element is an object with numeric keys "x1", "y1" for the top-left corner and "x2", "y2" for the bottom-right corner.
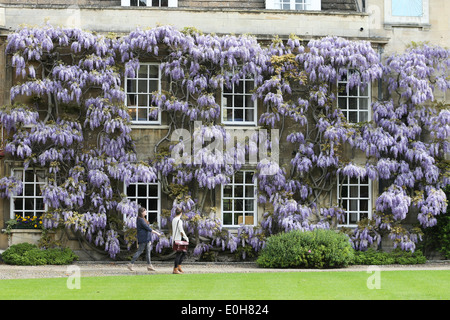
[{"x1": 172, "y1": 215, "x2": 188, "y2": 242}]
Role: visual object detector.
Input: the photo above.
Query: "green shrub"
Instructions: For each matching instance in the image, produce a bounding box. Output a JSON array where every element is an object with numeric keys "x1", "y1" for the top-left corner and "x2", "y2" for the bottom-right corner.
[
  {"x1": 256, "y1": 229, "x2": 354, "y2": 269},
  {"x1": 352, "y1": 248, "x2": 426, "y2": 265},
  {"x1": 2, "y1": 243, "x2": 78, "y2": 265}
]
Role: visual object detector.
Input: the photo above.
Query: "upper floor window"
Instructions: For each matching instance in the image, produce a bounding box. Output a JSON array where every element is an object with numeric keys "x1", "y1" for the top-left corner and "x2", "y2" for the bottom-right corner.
[
  {"x1": 222, "y1": 73, "x2": 256, "y2": 125},
  {"x1": 121, "y1": 0, "x2": 178, "y2": 7},
  {"x1": 337, "y1": 176, "x2": 372, "y2": 227},
  {"x1": 338, "y1": 71, "x2": 370, "y2": 123},
  {"x1": 384, "y1": 0, "x2": 429, "y2": 27},
  {"x1": 125, "y1": 63, "x2": 161, "y2": 124},
  {"x1": 222, "y1": 171, "x2": 257, "y2": 227},
  {"x1": 10, "y1": 168, "x2": 46, "y2": 220},
  {"x1": 392, "y1": 0, "x2": 423, "y2": 17},
  {"x1": 266, "y1": 0, "x2": 321, "y2": 11}
]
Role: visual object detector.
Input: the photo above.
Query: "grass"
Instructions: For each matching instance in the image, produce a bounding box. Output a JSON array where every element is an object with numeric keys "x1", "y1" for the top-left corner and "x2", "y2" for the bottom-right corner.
[{"x1": 0, "y1": 270, "x2": 448, "y2": 300}]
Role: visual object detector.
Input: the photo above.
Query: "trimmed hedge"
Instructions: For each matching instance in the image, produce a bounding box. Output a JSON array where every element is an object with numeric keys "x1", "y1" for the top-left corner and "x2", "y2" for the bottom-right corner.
[
  {"x1": 2, "y1": 243, "x2": 78, "y2": 265},
  {"x1": 352, "y1": 248, "x2": 427, "y2": 265},
  {"x1": 256, "y1": 229, "x2": 354, "y2": 269}
]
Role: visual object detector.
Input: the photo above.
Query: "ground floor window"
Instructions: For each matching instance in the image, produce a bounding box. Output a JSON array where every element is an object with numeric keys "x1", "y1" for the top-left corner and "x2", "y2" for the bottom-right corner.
[
  {"x1": 222, "y1": 170, "x2": 257, "y2": 227},
  {"x1": 337, "y1": 176, "x2": 372, "y2": 227},
  {"x1": 10, "y1": 168, "x2": 46, "y2": 219},
  {"x1": 126, "y1": 181, "x2": 160, "y2": 225}
]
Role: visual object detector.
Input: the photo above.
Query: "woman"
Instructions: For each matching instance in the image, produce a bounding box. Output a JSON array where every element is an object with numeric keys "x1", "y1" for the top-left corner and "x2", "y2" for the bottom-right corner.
[
  {"x1": 128, "y1": 207, "x2": 162, "y2": 272},
  {"x1": 172, "y1": 207, "x2": 189, "y2": 274}
]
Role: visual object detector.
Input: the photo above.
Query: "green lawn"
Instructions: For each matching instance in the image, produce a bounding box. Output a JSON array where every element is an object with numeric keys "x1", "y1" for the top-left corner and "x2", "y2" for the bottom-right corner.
[{"x1": 0, "y1": 270, "x2": 448, "y2": 300}]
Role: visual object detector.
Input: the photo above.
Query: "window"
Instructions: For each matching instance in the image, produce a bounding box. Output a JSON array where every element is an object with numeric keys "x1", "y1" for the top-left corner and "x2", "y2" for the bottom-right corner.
[
  {"x1": 337, "y1": 176, "x2": 372, "y2": 227},
  {"x1": 266, "y1": 0, "x2": 321, "y2": 11},
  {"x1": 125, "y1": 63, "x2": 161, "y2": 124},
  {"x1": 126, "y1": 181, "x2": 161, "y2": 225},
  {"x1": 338, "y1": 71, "x2": 370, "y2": 123},
  {"x1": 392, "y1": 0, "x2": 423, "y2": 17},
  {"x1": 10, "y1": 169, "x2": 46, "y2": 219},
  {"x1": 121, "y1": 0, "x2": 178, "y2": 7},
  {"x1": 384, "y1": 0, "x2": 429, "y2": 27},
  {"x1": 222, "y1": 171, "x2": 257, "y2": 227},
  {"x1": 222, "y1": 74, "x2": 256, "y2": 125}
]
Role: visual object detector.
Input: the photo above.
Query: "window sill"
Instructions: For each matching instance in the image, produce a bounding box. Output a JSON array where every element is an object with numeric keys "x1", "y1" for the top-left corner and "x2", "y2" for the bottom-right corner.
[{"x1": 384, "y1": 23, "x2": 431, "y2": 30}]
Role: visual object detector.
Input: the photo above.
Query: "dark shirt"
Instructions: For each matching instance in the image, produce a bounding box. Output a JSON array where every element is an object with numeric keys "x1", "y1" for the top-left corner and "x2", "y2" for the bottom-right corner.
[{"x1": 136, "y1": 217, "x2": 153, "y2": 244}]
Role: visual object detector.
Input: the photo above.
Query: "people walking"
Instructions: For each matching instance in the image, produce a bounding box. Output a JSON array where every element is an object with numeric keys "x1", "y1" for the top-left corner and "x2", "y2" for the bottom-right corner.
[
  {"x1": 172, "y1": 207, "x2": 189, "y2": 274},
  {"x1": 128, "y1": 207, "x2": 162, "y2": 272}
]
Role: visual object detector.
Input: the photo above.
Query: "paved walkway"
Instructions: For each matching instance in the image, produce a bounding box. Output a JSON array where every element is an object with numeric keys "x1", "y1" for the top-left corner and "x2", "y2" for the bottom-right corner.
[{"x1": 0, "y1": 261, "x2": 449, "y2": 279}]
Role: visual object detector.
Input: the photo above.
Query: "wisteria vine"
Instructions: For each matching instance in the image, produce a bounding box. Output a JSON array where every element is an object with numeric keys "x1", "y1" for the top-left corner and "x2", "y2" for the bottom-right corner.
[{"x1": 1, "y1": 23, "x2": 448, "y2": 259}]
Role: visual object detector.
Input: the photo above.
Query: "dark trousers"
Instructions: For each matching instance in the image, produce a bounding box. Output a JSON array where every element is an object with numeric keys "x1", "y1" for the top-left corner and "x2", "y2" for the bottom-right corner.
[{"x1": 174, "y1": 251, "x2": 186, "y2": 268}]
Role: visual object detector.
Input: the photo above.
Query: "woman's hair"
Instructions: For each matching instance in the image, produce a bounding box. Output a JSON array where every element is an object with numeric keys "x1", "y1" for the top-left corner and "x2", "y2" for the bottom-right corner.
[
  {"x1": 138, "y1": 207, "x2": 149, "y2": 224},
  {"x1": 175, "y1": 207, "x2": 182, "y2": 215}
]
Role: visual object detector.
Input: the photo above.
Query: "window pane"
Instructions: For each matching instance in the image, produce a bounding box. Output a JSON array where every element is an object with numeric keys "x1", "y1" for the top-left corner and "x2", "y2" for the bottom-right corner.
[
  {"x1": 149, "y1": 65, "x2": 159, "y2": 78},
  {"x1": 341, "y1": 186, "x2": 348, "y2": 197},
  {"x1": 392, "y1": 0, "x2": 423, "y2": 16},
  {"x1": 235, "y1": 172, "x2": 243, "y2": 183},
  {"x1": 349, "y1": 98, "x2": 357, "y2": 109},
  {"x1": 149, "y1": 80, "x2": 158, "y2": 93},
  {"x1": 245, "y1": 186, "x2": 254, "y2": 197},
  {"x1": 359, "y1": 111, "x2": 368, "y2": 122},
  {"x1": 350, "y1": 200, "x2": 358, "y2": 211},
  {"x1": 223, "y1": 185, "x2": 232, "y2": 197},
  {"x1": 349, "y1": 111, "x2": 358, "y2": 123},
  {"x1": 138, "y1": 65, "x2": 148, "y2": 78},
  {"x1": 235, "y1": 186, "x2": 243, "y2": 198},
  {"x1": 223, "y1": 199, "x2": 232, "y2": 211},
  {"x1": 245, "y1": 200, "x2": 254, "y2": 212},
  {"x1": 360, "y1": 200, "x2": 369, "y2": 212},
  {"x1": 138, "y1": 94, "x2": 147, "y2": 106},
  {"x1": 359, "y1": 98, "x2": 368, "y2": 110},
  {"x1": 138, "y1": 184, "x2": 147, "y2": 197},
  {"x1": 223, "y1": 212, "x2": 232, "y2": 225},
  {"x1": 149, "y1": 184, "x2": 158, "y2": 197},
  {"x1": 138, "y1": 108, "x2": 148, "y2": 121},
  {"x1": 138, "y1": 80, "x2": 147, "y2": 93},
  {"x1": 360, "y1": 186, "x2": 369, "y2": 198},
  {"x1": 234, "y1": 109, "x2": 243, "y2": 121},
  {"x1": 234, "y1": 199, "x2": 243, "y2": 211},
  {"x1": 148, "y1": 199, "x2": 158, "y2": 211},
  {"x1": 350, "y1": 212, "x2": 358, "y2": 224}
]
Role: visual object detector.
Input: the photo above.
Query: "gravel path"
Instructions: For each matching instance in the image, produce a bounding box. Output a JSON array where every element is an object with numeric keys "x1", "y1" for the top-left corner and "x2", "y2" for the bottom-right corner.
[{"x1": 0, "y1": 261, "x2": 449, "y2": 279}]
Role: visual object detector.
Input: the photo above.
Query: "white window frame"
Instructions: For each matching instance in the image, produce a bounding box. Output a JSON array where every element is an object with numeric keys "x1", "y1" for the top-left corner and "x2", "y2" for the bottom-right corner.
[
  {"x1": 125, "y1": 179, "x2": 161, "y2": 227},
  {"x1": 125, "y1": 62, "x2": 162, "y2": 125},
  {"x1": 337, "y1": 176, "x2": 372, "y2": 228},
  {"x1": 10, "y1": 168, "x2": 47, "y2": 219},
  {"x1": 221, "y1": 170, "x2": 257, "y2": 228},
  {"x1": 384, "y1": 0, "x2": 429, "y2": 27},
  {"x1": 121, "y1": 0, "x2": 178, "y2": 7},
  {"x1": 337, "y1": 71, "x2": 371, "y2": 123},
  {"x1": 222, "y1": 72, "x2": 257, "y2": 126},
  {"x1": 266, "y1": 0, "x2": 321, "y2": 11}
]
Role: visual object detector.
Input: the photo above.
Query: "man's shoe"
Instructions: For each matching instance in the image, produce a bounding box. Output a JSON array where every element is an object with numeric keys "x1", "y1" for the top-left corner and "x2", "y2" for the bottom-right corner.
[
  {"x1": 127, "y1": 264, "x2": 134, "y2": 271},
  {"x1": 147, "y1": 265, "x2": 156, "y2": 271}
]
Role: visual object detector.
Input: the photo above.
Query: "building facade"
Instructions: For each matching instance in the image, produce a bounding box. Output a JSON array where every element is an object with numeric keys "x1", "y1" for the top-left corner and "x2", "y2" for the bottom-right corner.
[{"x1": 0, "y1": 0, "x2": 448, "y2": 255}]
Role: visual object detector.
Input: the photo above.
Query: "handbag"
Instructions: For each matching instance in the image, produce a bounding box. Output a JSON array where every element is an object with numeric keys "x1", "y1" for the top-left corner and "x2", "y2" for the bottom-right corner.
[
  {"x1": 172, "y1": 220, "x2": 189, "y2": 252},
  {"x1": 172, "y1": 240, "x2": 189, "y2": 252}
]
